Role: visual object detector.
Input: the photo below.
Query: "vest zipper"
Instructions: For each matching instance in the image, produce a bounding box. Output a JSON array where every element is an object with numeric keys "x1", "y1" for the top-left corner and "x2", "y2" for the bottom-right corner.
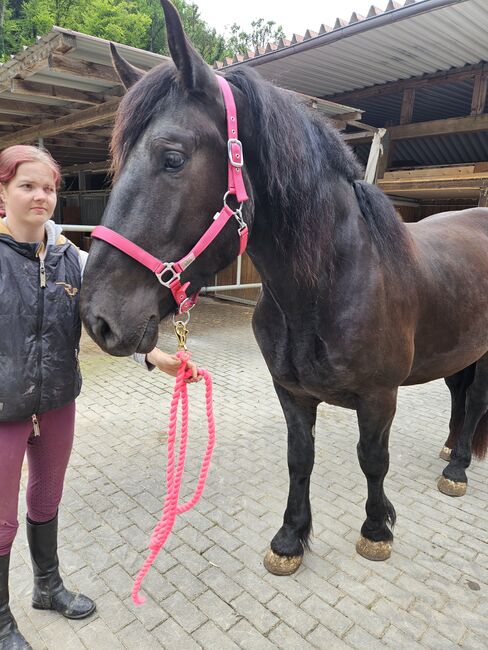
[
  {"x1": 32, "y1": 414, "x2": 40, "y2": 437},
  {"x1": 39, "y1": 259, "x2": 46, "y2": 288}
]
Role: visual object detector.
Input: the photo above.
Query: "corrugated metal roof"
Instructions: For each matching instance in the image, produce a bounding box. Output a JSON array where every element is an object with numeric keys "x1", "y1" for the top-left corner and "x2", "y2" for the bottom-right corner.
[
  {"x1": 217, "y1": 0, "x2": 488, "y2": 99},
  {"x1": 354, "y1": 130, "x2": 488, "y2": 168}
]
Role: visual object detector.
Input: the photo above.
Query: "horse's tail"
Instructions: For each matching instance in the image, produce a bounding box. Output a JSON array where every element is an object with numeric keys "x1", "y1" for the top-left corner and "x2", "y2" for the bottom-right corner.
[
  {"x1": 473, "y1": 412, "x2": 488, "y2": 459},
  {"x1": 446, "y1": 363, "x2": 488, "y2": 460}
]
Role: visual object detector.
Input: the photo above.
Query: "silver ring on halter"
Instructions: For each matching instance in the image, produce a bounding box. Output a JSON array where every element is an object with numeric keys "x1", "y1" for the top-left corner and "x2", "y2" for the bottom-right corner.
[
  {"x1": 223, "y1": 191, "x2": 244, "y2": 215},
  {"x1": 173, "y1": 306, "x2": 191, "y2": 325}
]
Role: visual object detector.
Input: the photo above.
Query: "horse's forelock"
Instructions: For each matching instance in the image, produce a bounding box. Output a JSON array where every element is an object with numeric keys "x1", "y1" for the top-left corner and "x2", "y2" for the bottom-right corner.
[{"x1": 110, "y1": 64, "x2": 178, "y2": 178}]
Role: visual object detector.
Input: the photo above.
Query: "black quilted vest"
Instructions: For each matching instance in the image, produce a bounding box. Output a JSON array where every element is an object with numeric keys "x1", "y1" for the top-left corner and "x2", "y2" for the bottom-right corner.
[{"x1": 0, "y1": 234, "x2": 82, "y2": 421}]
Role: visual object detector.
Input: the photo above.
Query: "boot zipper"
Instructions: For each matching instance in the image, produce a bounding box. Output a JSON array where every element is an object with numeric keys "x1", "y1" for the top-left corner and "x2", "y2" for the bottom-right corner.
[
  {"x1": 32, "y1": 414, "x2": 41, "y2": 437},
  {"x1": 39, "y1": 259, "x2": 46, "y2": 288}
]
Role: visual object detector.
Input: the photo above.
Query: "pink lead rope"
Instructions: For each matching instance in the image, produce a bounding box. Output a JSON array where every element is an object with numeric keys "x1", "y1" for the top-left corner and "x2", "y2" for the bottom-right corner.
[{"x1": 132, "y1": 350, "x2": 215, "y2": 605}]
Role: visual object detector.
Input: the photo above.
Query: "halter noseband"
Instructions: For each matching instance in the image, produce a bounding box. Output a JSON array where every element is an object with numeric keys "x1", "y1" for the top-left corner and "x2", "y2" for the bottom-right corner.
[{"x1": 91, "y1": 75, "x2": 249, "y2": 314}]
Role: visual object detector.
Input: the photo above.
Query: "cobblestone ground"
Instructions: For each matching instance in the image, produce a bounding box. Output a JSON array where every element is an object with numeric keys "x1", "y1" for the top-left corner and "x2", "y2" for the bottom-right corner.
[{"x1": 10, "y1": 298, "x2": 488, "y2": 649}]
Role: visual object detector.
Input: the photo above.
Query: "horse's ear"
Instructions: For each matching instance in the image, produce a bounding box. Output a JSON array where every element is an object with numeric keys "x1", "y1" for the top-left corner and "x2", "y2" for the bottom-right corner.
[
  {"x1": 110, "y1": 43, "x2": 145, "y2": 91},
  {"x1": 160, "y1": 0, "x2": 216, "y2": 92}
]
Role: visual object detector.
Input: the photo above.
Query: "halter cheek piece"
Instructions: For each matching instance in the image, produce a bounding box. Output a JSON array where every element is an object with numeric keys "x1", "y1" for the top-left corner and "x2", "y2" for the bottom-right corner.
[{"x1": 91, "y1": 76, "x2": 249, "y2": 314}]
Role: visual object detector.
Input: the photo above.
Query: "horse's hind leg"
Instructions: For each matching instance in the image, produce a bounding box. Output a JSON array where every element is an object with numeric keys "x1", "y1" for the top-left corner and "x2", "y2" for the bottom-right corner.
[
  {"x1": 355, "y1": 389, "x2": 397, "y2": 561},
  {"x1": 264, "y1": 383, "x2": 318, "y2": 576},
  {"x1": 439, "y1": 354, "x2": 488, "y2": 497},
  {"x1": 440, "y1": 365, "x2": 476, "y2": 462}
]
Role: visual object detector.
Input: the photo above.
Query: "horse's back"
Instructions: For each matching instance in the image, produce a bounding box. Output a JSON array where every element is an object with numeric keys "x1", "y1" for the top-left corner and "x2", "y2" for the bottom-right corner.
[{"x1": 408, "y1": 206, "x2": 488, "y2": 237}]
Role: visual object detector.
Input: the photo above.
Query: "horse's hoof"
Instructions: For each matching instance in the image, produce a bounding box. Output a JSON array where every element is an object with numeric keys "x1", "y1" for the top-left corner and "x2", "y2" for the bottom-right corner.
[
  {"x1": 263, "y1": 548, "x2": 302, "y2": 575},
  {"x1": 356, "y1": 536, "x2": 392, "y2": 561},
  {"x1": 439, "y1": 446, "x2": 452, "y2": 462},
  {"x1": 437, "y1": 476, "x2": 467, "y2": 497}
]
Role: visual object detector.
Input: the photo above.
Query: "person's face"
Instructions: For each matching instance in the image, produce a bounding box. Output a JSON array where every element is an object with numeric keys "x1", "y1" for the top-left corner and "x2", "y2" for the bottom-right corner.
[{"x1": 0, "y1": 161, "x2": 57, "y2": 230}]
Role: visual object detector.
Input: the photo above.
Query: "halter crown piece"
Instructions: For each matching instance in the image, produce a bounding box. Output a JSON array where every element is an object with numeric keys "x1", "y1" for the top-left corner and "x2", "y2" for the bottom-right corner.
[{"x1": 91, "y1": 75, "x2": 249, "y2": 313}]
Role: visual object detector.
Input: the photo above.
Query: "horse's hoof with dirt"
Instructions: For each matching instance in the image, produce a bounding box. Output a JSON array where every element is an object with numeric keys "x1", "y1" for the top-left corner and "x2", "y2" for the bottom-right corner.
[
  {"x1": 263, "y1": 548, "x2": 303, "y2": 575},
  {"x1": 437, "y1": 475, "x2": 467, "y2": 496},
  {"x1": 356, "y1": 536, "x2": 392, "y2": 561},
  {"x1": 439, "y1": 446, "x2": 452, "y2": 461}
]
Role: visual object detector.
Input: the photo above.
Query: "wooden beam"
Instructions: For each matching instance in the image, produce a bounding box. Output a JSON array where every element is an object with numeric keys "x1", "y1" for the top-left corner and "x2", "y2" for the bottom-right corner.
[
  {"x1": 0, "y1": 98, "x2": 120, "y2": 148},
  {"x1": 471, "y1": 72, "x2": 488, "y2": 115},
  {"x1": 0, "y1": 114, "x2": 37, "y2": 126},
  {"x1": 379, "y1": 177, "x2": 486, "y2": 194},
  {"x1": 342, "y1": 130, "x2": 374, "y2": 145},
  {"x1": 61, "y1": 160, "x2": 110, "y2": 174},
  {"x1": 389, "y1": 113, "x2": 488, "y2": 141},
  {"x1": 48, "y1": 54, "x2": 120, "y2": 84},
  {"x1": 0, "y1": 33, "x2": 75, "y2": 83},
  {"x1": 399, "y1": 88, "x2": 415, "y2": 125},
  {"x1": 45, "y1": 137, "x2": 107, "y2": 148},
  {"x1": 10, "y1": 79, "x2": 106, "y2": 105},
  {"x1": 328, "y1": 62, "x2": 487, "y2": 105},
  {"x1": 0, "y1": 98, "x2": 65, "y2": 117}
]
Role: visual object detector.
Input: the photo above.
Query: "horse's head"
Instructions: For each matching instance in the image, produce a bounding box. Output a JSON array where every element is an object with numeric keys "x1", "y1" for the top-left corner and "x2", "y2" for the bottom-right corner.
[{"x1": 80, "y1": 0, "x2": 253, "y2": 355}]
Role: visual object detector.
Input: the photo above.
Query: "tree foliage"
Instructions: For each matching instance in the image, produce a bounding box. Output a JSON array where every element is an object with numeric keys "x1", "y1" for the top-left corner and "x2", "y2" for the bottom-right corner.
[
  {"x1": 225, "y1": 19, "x2": 285, "y2": 56},
  {"x1": 0, "y1": 0, "x2": 283, "y2": 64}
]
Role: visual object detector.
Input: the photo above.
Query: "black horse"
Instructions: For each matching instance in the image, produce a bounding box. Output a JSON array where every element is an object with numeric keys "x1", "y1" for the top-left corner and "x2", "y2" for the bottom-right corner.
[{"x1": 81, "y1": 0, "x2": 488, "y2": 574}]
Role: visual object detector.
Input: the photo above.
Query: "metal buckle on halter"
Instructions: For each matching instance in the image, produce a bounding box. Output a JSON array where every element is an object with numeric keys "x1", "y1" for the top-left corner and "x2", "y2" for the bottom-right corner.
[
  {"x1": 156, "y1": 263, "x2": 181, "y2": 288},
  {"x1": 234, "y1": 206, "x2": 247, "y2": 232},
  {"x1": 227, "y1": 138, "x2": 244, "y2": 168}
]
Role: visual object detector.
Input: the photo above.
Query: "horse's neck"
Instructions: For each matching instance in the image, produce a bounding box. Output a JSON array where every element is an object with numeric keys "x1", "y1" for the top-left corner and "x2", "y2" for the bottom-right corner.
[{"x1": 247, "y1": 185, "x2": 371, "y2": 315}]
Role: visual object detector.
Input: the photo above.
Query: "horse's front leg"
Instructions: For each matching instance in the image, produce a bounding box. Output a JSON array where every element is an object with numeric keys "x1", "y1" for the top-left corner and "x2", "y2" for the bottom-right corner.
[
  {"x1": 355, "y1": 389, "x2": 397, "y2": 561},
  {"x1": 264, "y1": 382, "x2": 318, "y2": 576}
]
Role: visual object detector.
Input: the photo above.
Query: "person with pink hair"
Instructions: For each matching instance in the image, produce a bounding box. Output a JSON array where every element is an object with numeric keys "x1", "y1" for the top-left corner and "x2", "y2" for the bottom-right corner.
[{"x1": 0, "y1": 145, "x2": 198, "y2": 649}]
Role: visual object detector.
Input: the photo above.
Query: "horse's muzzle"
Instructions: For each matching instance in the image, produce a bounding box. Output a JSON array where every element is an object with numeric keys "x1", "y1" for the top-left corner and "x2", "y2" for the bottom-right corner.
[{"x1": 83, "y1": 311, "x2": 159, "y2": 356}]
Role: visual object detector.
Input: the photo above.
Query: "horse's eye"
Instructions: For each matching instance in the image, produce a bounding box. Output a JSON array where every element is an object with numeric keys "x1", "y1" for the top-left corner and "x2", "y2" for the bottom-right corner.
[{"x1": 164, "y1": 151, "x2": 186, "y2": 171}]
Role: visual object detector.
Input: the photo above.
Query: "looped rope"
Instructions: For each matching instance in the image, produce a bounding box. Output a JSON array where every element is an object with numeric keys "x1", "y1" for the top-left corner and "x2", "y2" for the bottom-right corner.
[{"x1": 131, "y1": 351, "x2": 215, "y2": 605}]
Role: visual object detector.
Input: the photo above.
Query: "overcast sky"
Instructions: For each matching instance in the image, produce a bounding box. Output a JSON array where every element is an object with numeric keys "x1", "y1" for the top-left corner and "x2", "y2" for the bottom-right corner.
[{"x1": 195, "y1": 0, "x2": 380, "y2": 38}]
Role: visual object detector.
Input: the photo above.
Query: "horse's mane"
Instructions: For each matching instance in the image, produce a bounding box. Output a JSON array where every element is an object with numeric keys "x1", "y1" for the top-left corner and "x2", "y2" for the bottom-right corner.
[{"x1": 111, "y1": 63, "x2": 412, "y2": 282}]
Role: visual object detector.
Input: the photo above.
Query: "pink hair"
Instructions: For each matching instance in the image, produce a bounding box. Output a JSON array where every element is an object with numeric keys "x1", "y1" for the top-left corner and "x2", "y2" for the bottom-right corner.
[{"x1": 0, "y1": 145, "x2": 61, "y2": 216}]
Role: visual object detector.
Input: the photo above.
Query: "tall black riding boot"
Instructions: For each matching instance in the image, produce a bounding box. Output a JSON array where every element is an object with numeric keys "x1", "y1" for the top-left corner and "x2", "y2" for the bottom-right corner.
[
  {"x1": 0, "y1": 553, "x2": 32, "y2": 650},
  {"x1": 26, "y1": 515, "x2": 96, "y2": 620}
]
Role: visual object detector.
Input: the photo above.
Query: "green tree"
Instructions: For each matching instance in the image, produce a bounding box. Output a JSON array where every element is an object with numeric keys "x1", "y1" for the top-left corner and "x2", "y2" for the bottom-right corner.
[{"x1": 226, "y1": 18, "x2": 285, "y2": 56}]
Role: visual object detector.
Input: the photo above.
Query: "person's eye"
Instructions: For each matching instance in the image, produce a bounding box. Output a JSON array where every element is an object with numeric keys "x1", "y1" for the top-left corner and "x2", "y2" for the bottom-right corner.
[{"x1": 164, "y1": 151, "x2": 186, "y2": 171}]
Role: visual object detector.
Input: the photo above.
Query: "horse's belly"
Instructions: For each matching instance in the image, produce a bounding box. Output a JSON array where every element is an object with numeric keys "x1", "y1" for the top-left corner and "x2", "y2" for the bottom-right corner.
[{"x1": 404, "y1": 346, "x2": 487, "y2": 384}]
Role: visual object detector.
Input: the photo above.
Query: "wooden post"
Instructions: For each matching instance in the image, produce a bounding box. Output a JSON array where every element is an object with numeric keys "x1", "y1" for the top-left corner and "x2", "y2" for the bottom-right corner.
[
  {"x1": 376, "y1": 129, "x2": 394, "y2": 180},
  {"x1": 400, "y1": 88, "x2": 415, "y2": 125},
  {"x1": 478, "y1": 183, "x2": 488, "y2": 207},
  {"x1": 471, "y1": 72, "x2": 488, "y2": 115}
]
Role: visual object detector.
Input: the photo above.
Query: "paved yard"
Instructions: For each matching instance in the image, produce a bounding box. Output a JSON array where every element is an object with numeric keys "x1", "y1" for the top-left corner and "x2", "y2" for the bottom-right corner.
[{"x1": 10, "y1": 297, "x2": 488, "y2": 649}]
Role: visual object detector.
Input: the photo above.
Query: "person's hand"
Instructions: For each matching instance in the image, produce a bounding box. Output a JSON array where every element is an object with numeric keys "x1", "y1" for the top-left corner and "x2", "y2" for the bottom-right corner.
[{"x1": 146, "y1": 348, "x2": 201, "y2": 383}]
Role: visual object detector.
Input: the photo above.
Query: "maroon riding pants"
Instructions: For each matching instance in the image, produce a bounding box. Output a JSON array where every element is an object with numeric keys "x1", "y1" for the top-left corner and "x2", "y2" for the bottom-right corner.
[{"x1": 0, "y1": 402, "x2": 75, "y2": 556}]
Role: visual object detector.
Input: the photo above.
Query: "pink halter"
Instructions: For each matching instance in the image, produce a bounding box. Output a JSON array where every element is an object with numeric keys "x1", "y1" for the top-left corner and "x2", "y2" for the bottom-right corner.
[{"x1": 92, "y1": 76, "x2": 249, "y2": 313}]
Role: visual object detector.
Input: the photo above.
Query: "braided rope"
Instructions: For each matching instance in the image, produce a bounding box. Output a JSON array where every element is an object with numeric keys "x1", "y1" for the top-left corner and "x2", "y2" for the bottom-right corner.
[{"x1": 132, "y1": 351, "x2": 215, "y2": 605}]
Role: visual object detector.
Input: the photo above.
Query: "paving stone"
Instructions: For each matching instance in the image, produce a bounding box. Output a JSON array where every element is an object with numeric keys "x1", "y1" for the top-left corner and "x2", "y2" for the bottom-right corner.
[
  {"x1": 152, "y1": 617, "x2": 202, "y2": 650},
  {"x1": 227, "y1": 619, "x2": 277, "y2": 650},
  {"x1": 161, "y1": 591, "x2": 207, "y2": 633},
  {"x1": 231, "y1": 592, "x2": 279, "y2": 635}
]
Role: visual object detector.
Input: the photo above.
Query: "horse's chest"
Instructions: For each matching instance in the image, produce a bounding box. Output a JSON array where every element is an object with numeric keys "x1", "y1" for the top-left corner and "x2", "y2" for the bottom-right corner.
[{"x1": 252, "y1": 309, "x2": 356, "y2": 407}]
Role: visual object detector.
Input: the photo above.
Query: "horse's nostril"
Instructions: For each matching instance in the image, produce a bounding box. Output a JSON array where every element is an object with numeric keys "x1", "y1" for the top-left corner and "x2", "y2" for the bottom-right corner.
[
  {"x1": 87, "y1": 314, "x2": 113, "y2": 346},
  {"x1": 98, "y1": 317, "x2": 111, "y2": 343}
]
